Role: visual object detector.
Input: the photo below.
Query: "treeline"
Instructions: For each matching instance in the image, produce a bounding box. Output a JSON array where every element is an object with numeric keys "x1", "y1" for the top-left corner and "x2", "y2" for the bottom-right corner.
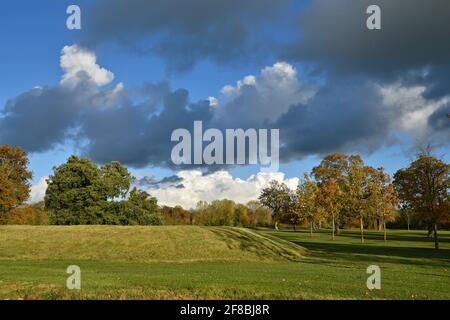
[
  {"x1": 0, "y1": 145, "x2": 449, "y2": 248},
  {"x1": 258, "y1": 153, "x2": 449, "y2": 249}
]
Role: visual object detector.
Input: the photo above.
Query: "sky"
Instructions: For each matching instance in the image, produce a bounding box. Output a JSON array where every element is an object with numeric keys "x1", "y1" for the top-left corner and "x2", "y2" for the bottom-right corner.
[{"x1": 1, "y1": 0, "x2": 449, "y2": 209}]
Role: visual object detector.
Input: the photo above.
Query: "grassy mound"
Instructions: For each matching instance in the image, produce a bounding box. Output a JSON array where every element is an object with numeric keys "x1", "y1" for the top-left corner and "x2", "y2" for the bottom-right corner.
[{"x1": 0, "y1": 226, "x2": 304, "y2": 263}]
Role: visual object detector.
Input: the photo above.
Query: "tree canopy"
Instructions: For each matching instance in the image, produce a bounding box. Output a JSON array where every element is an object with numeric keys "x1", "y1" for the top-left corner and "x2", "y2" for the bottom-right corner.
[{"x1": 0, "y1": 145, "x2": 32, "y2": 223}]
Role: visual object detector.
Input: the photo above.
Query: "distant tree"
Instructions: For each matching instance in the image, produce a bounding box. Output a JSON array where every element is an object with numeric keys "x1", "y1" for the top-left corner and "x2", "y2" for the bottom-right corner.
[
  {"x1": 0, "y1": 145, "x2": 33, "y2": 224},
  {"x1": 246, "y1": 201, "x2": 272, "y2": 227},
  {"x1": 234, "y1": 204, "x2": 249, "y2": 227},
  {"x1": 7, "y1": 205, "x2": 49, "y2": 225},
  {"x1": 45, "y1": 156, "x2": 132, "y2": 225},
  {"x1": 312, "y1": 153, "x2": 349, "y2": 236},
  {"x1": 342, "y1": 155, "x2": 368, "y2": 243},
  {"x1": 365, "y1": 167, "x2": 399, "y2": 241},
  {"x1": 394, "y1": 155, "x2": 449, "y2": 249},
  {"x1": 293, "y1": 174, "x2": 319, "y2": 235},
  {"x1": 316, "y1": 178, "x2": 342, "y2": 240},
  {"x1": 259, "y1": 181, "x2": 293, "y2": 230},
  {"x1": 210, "y1": 199, "x2": 236, "y2": 226},
  {"x1": 113, "y1": 188, "x2": 163, "y2": 225},
  {"x1": 159, "y1": 205, "x2": 192, "y2": 225}
]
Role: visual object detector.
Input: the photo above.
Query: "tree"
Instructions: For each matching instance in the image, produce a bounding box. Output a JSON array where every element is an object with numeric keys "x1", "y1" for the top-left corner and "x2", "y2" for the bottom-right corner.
[
  {"x1": 112, "y1": 188, "x2": 163, "y2": 225},
  {"x1": 312, "y1": 153, "x2": 349, "y2": 236},
  {"x1": 0, "y1": 145, "x2": 33, "y2": 223},
  {"x1": 234, "y1": 204, "x2": 249, "y2": 227},
  {"x1": 365, "y1": 167, "x2": 399, "y2": 241},
  {"x1": 6, "y1": 205, "x2": 49, "y2": 225},
  {"x1": 45, "y1": 156, "x2": 132, "y2": 225},
  {"x1": 394, "y1": 155, "x2": 449, "y2": 249},
  {"x1": 259, "y1": 180, "x2": 293, "y2": 230},
  {"x1": 316, "y1": 178, "x2": 342, "y2": 240},
  {"x1": 294, "y1": 174, "x2": 319, "y2": 236},
  {"x1": 246, "y1": 201, "x2": 272, "y2": 227},
  {"x1": 343, "y1": 155, "x2": 368, "y2": 243}
]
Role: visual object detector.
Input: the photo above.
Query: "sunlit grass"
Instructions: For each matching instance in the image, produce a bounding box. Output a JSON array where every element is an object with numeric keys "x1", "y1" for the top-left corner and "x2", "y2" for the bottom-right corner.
[{"x1": 0, "y1": 226, "x2": 449, "y2": 300}]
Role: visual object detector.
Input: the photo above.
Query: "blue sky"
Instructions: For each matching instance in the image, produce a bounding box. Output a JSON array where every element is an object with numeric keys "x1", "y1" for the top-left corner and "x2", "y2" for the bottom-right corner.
[{"x1": 1, "y1": 1, "x2": 449, "y2": 208}]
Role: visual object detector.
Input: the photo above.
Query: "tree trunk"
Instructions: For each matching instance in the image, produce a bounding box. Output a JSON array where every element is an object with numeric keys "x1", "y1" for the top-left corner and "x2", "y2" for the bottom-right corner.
[
  {"x1": 275, "y1": 221, "x2": 279, "y2": 231},
  {"x1": 407, "y1": 215, "x2": 410, "y2": 231},
  {"x1": 384, "y1": 221, "x2": 387, "y2": 242},
  {"x1": 293, "y1": 224, "x2": 296, "y2": 231},
  {"x1": 360, "y1": 217, "x2": 364, "y2": 243},
  {"x1": 310, "y1": 221, "x2": 313, "y2": 237},
  {"x1": 332, "y1": 213, "x2": 335, "y2": 240},
  {"x1": 434, "y1": 224, "x2": 439, "y2": 250}
]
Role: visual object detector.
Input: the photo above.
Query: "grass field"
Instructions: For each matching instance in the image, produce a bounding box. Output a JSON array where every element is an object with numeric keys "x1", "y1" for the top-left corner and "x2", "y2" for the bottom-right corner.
[{"x1": 0, "y1": 226, "x2": 449, "y2": 300}]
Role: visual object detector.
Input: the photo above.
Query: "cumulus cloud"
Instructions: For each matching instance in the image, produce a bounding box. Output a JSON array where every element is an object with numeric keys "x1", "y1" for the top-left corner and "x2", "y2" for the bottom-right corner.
[
  {"x1": 60, "y1": 45, "x2": 115, "y2": 87},
  {"x1": 82, "y1": 0, "x2": 291, "y2": 71},
  {"x1": 0, "y1": 45, "x2": 125, "y2": 152},
  {"x1": 214, "y1": 62, "x2": 316, "y2": 128},
  {"x1": 145, "y1": 170, "x2": 299, "y2": 209},
  {"x1": 380, "y1": 84, "x2": 449, "y2": 138},
  {"x1": 28, "y1": 177, "x2": 48, "y2": 204}
]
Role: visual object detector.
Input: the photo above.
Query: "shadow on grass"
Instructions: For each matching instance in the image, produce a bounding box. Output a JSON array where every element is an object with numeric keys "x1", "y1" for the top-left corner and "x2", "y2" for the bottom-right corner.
[
  {"x1": 270, "y1": 231, "x2": 450, "y2": 269},
  {"x1": 208, "y1": 227, "x2": 304, "y2": 261}
]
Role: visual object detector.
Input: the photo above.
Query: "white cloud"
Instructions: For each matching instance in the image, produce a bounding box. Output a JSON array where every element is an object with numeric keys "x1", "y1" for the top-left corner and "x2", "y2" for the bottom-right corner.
[
  {"x1": 147, "y1": 170, "x2": 299, "y2": 209},
  {"x1": 208, "y1": 96, "x2": 219, "y2": 108},
  {"x1": 380, "y1": 83, "x2": 449, "y2": 138},
  {"x1": 27, "y1": 177, "x2": 48, "y2": 204},
  {"x1": 60, "y1": 45, "x2": 115, "y2": 87},
  {"x1": 216, "y1": 62, "x2": 316, "y2": 127}
]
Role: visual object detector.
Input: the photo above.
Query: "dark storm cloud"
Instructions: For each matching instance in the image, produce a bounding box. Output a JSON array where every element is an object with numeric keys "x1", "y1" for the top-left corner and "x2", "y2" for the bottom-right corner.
[
  {"x1": 79, "y1": 88, "x2": 214, "y2": 168},
  {"x1": 428, "y1": 103, "x2": 450, "y2": 146},
  {"x1": 0, "y1": 68, "x2": 214, "y2": 169},
  {"x1": 0, "y1": 86, "x2": 82, "y2": 152},
  {"x1": 285, "y1": 0, "x2": 450, "y2": 98},
  {"x1": 134, "y1": 175, "x2": 184, "y2": 189},
  {"x1": 272, "y1": 79, "x2": 395, "y2": 161},
  {"x1": 82, "y1": 0, "x2": 291, "y2": 71}
]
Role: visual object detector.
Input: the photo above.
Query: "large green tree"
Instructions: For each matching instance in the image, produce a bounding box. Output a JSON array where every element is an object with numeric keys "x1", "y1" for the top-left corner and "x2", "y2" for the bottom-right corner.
[
  {"x1": 45, "y1": 156, "x2": 132, "y2": 225},
  {"x1": 394, "y1": 155, "x2": 449, "y2": 249},
  {"x1": 0, "y1": 145, "x2": 33, "y2": 223}
]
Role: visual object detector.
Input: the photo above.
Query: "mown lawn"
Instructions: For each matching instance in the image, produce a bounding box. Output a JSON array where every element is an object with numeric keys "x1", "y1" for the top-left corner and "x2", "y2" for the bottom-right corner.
[{"x1": 0, "y1": 226, "x2": 448, "y2": 300}]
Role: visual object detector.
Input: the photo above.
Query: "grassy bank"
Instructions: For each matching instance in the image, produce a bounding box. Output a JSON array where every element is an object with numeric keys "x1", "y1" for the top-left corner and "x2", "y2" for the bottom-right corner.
[{"x1": 0, "y1": 226, "x2": 448, "y2": 300}]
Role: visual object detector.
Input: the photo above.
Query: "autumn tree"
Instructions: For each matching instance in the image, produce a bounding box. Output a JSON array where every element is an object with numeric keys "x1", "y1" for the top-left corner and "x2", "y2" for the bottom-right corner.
[
  {"x1": 294, "y1": 174, "x2": 319, "y2": 236},
  {"x1": 365, "y1": 167, "x2": 399, "y2": 241},
  {"x1": 0, "y1": 145, "x2": 33, "y2": 223},
  {"x1": 316, "y1": 178, "x2": 342, "y2": 240},
  {"x1": 247, "y1": 201, "x2": 272, "y2": 227},
  {"x1": 312, "y1": 153, "x2": 351, "y2": 238},
  {"x1": 259, "y1": 180, "x2": 294, "y2": 230},
  {"x1": 343, "y1": 155, "x2": 368, "y2": 243},
  {"x1": 394, "y1": 155, "x2": 449, "y2": 249},
  {"x1": 313, "y1": 153, "x2": 375, "y2": 243}
]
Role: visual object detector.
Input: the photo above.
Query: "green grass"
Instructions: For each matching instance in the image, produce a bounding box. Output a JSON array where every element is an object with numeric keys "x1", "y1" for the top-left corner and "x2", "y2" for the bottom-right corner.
[{"x1": 0, "y1": 226, "x2": 449, "y2": 300}]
